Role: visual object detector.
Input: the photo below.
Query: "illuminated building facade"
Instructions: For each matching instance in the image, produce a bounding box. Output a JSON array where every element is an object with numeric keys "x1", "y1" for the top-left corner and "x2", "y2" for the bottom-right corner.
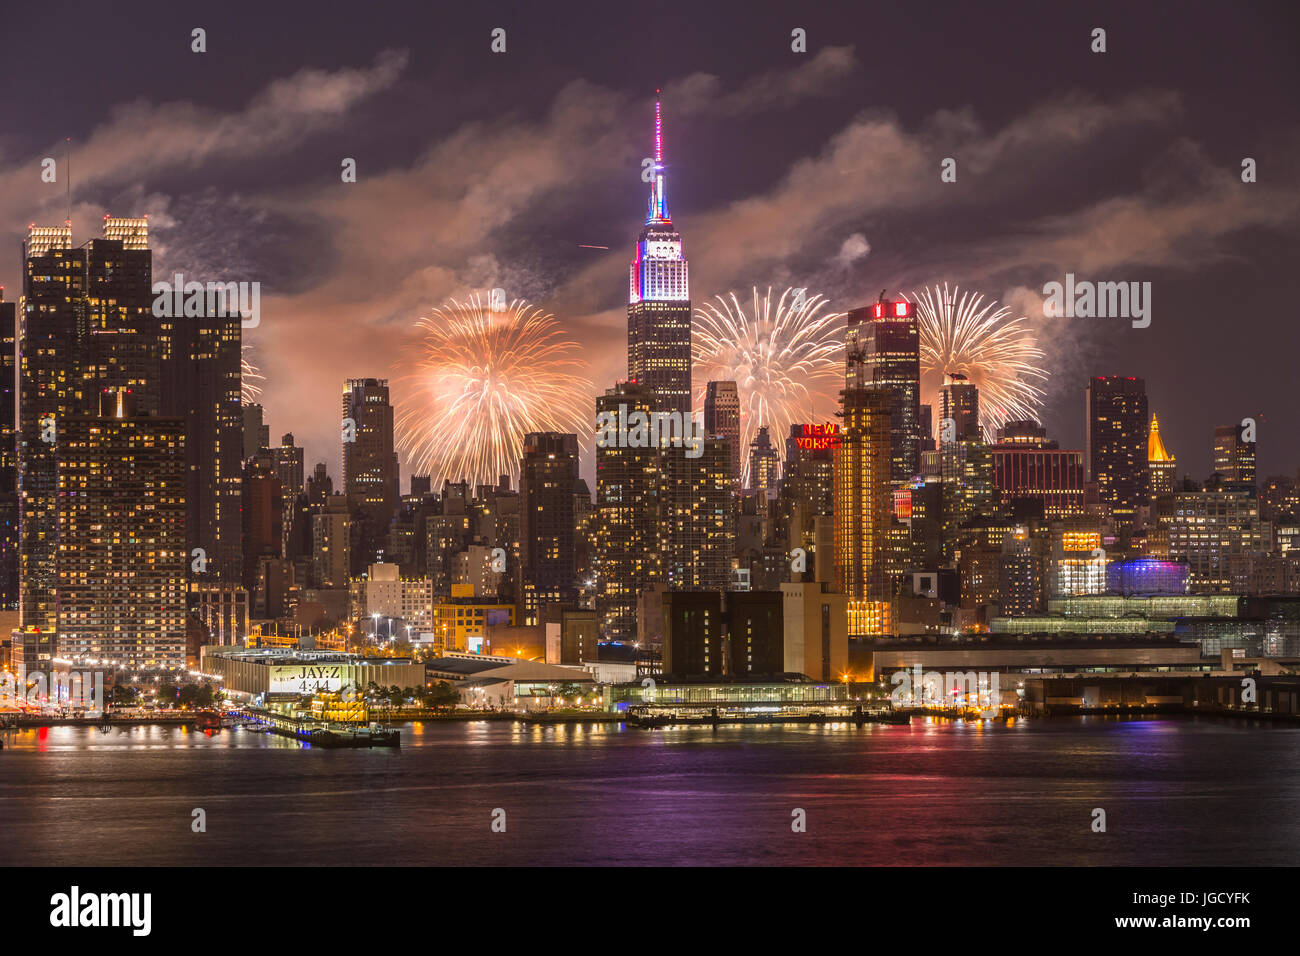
[
  {"x1": 992, "y1": 420, "x2": 1085, "y2": 517},
  {"x1": 162, "y1": 310, "x2": 244, "y2": 584},
  {"x1": 845, "y1": 295, "x2": 921, "y2": 483},
  {"x1": 780, "y1": 423, "x2": 838, "y2": 557},
  {"x1": 703, "y1": 380, "x2": 741, "y2": 486},
  {"x1": 1148, "y1": 414, "x2": 1177, "y2": 500},
  {"x1": 1050, "y1": 525, "x2": 1108, "y2": 597},
  {"x1": 1159, "y1": 485, "x2": 1262, "y2": 593},
  {"x1": 342, "y1": 377, "x2": 399, "y2": 559},
  {"x1": 519, "y1": 431, "x2": 579, "y2": 625},
  {"x1": 19, "y1": 224, "x2": 83, "y2": 631},
  {"x1": 1105, "y1": 557, "x2": 1189, "y2": 596},
  {"x1": 1086, "y1": 376, "x2": 1148, "y2": 520},
  {"x1": 835, "y1": 387, "x2": 893, "y2": 637},
  {"x1": 627, "y1": 96, "x2": 691, "y2": 418},
  {"x1": 1213, "y1": 423, "x2": 1256, "y2": 486},
  {"x1": 660, "y1": 437, "x2": 734, "y2": 591},
  {"x1": 594, "y1": 382, "x2": 660, "y2": 640},
  {"x1": 939, "y1": 373, "x2": 981, "y2": 442},
  {"x1": 55, "y1": 389, "x2": 187, "y2": 666},
  {"x1": 0, "y1": 294, "x2": 16, "y2": 609},
  {"x1": 747, "y1": 426, "x2": 780, "y2": 499}
]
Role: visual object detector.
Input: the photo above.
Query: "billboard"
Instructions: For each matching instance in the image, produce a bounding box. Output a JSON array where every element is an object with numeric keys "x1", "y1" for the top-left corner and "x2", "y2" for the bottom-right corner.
[{"x1": 268, "y1": 663, "x2": 344, "y2": 695}]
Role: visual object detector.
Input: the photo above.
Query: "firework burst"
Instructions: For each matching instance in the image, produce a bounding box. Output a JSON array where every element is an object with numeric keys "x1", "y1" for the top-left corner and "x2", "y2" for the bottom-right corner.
[
  {"x1": 395, "y1": 294, "x2": 592, "y2": 488},
  {"x1": 241, "y1": 345, "x2": 264, "y2": 404},
  {"x1": 693, "y1": 287, "x2": 844, "y2": 485},
  {"x1": 909, "y1": 283, "x2": 1047, "y2": 437}
]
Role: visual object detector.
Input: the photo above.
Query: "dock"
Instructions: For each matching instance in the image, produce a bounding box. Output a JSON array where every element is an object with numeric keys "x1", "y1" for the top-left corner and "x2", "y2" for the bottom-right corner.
[{"x1": 243, "y1": 709, "x2": 400, "y2": 748}]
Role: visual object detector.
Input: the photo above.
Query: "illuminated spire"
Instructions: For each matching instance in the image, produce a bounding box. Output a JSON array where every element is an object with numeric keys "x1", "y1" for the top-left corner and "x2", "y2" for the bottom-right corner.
[
  {"x1": 1148, "y1": 414, "x2": 1174, "y2": 463},
  {"x1": 646, "y1": 91, "x2": 670, "y2": 225}
]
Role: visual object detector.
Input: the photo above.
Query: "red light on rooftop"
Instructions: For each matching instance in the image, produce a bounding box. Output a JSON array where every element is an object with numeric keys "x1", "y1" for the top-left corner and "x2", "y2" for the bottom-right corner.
[
  {"x1": 873, "y1": 304, "x2": 883, "y2": 318},
  {"x1": 894, "y1": 301, "x2": 909, "y2": 317}
]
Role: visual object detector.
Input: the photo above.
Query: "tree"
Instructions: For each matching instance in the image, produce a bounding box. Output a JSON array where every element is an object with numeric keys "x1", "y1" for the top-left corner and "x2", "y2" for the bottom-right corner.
[{"x1": 422, "y1": 681, "x2": 460, "y2": 712}]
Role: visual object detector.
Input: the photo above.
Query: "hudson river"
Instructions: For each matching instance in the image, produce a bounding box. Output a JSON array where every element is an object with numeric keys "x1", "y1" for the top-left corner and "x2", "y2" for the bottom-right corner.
[{"x1": 2, "y1": 716, "x2": 1296, "y2": 866}]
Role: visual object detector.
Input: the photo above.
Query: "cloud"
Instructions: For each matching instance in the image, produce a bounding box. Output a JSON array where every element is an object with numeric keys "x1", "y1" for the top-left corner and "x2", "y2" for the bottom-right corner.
[
  {"x1": 835, "y1": 233, "x2": 871, "y2": 268},
  {"x1": 664, "y1": 46, "x2": 858, "y2": 117},
  {"x1": 4, "y1": 52, "x2": 1297, "y2": 482}
]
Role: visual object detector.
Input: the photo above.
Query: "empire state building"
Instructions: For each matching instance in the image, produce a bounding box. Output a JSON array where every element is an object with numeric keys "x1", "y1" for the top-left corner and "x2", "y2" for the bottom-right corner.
[{"x1": 627, "y1": 94, "x2": 691, "y2": 419}]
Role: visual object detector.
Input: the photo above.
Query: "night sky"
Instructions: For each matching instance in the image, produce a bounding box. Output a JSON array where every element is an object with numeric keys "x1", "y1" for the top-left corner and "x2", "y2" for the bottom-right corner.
[{"x1": 4, "y1": 0, "x2": 1298, "y2": 484}]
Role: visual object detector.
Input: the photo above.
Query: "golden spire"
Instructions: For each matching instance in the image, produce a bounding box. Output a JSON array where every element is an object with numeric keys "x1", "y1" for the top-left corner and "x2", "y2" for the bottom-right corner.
[{"x1": 1148, "y1": 414, "x2": 1174, "y2": 463}]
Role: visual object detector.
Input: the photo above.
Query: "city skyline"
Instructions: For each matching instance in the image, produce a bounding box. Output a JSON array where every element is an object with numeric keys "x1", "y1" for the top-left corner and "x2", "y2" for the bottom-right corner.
[{"x1": 0, "y1": 1, "x2": 1297, "y2": 484}]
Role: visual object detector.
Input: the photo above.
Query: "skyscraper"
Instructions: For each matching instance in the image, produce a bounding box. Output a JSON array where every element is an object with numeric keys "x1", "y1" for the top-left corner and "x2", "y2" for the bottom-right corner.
[
  {"x1": 659, "y1": 437, "x2": 734, "y2": 591},
  {"x1": 1085, "y1": 376, "x2": 1149, "y2": 520},
  {"x1": 703, "y1": 380, "x2": 740, "y2": 486},
  {"x1": 19, "y1": 224, "x2": 84, "y2": 632},
  {"x1": 1148, "y1": 414, "x2": 1177, "y2": 499},
  {"x1": 161, "y1": 310, "x2": 243, "y2": 583},
  {"x1": 594, "y1": 382, "x2": 660, "y2": 640},
  {"x1": 627, "y1": 95, "x2": 691, "y2": 418},
  {"x1": 519, "y1": 431, "x2": 579, "y2": 625},
  {"x1": 748, "y1": 426, "x2": 780, "y2": 499},
  {"x1": 939, "y1": 373, "x2": 981, "y2": 442},
  {"x1": 83, "y1": 218, "x2": 158, "y2": 413},
  {"x1": 846, "y1": 295, "x2": 921, "y2": 483},
  {"x1": 56, "y1": 388, "x2": 187, "y2": 666},
  {"x1": 835, "y1": 386, "x2": 894, "y2": 637},
  {"x1": 0, "y1": 293, "x2": 17, "y2": 610},
  {"x1": 342, "y1": 378, "x2": 399, "y2": 558},
  {"x1": 243, "y1": 403, "x2": 270, "y2": 460},
  {"x1": 1213, "y1": 423, "x2": 1256, "y2": 486}
]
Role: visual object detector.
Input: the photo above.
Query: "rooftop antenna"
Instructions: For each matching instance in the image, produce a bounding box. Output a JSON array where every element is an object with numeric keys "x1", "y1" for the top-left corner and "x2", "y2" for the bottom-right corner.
[{"x1": 65, "y1": 137, "x2": 72, "y2": 229}]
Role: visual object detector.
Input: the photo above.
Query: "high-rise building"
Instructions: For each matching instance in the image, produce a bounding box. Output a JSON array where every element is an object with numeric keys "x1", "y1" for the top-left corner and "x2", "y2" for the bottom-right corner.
[
  {"x1": 161, "y1": 310, "x2": 243, "y2": 583},
  {"x1": 748, "y1": 426, "x2": 780, "y2": 499},
  {"x1": 594, "y1": 382, "x2": 660, "y2": 640},
  {"x1": 660, "y1": 437, "x2": 734, "y2": 591},
  {"x1": 1085, "y1": 376, "x2": 1149, "y2": 520},
  {"x1": 0, "y1": 293, "x2": 17, "y2": 609},
  {"x1": 846, "y1": 295, "x2": 921, "y2": 482},
  {"x1": 1213, "y1": 423, "x2": 1256, "y2": 486},
  {"x1": 19, "y1": 224, "x2": 83, "y2": 632},
  {"x1": 703, "y1": 380, "x2": 741, "y2": 486},
  {"x1": 518, "y1": 432, "x2": 579, "y2": 625},
  {"x1": 56, "y1": 389, "x2": 187, "y2": 666},
  {"x1": 1148, "y1": 414, "x2": 1177, "y2": 500},
  {"x1": 272, "y1": 433, "x2": 305, "y2": 500},
  {"x1": 627, "y1": 96, "x2": 691, "y2": 418},
  {"x1": 835, "y1": 387, "x2": 894, "y2": 637},
  {"x1": 342, "y1": 378, "x2": 399, "y2": 557},
  {"x1": 83, "y1": 218, "x2": 159, "y2": 413},
  {"x1": 242, "y1": 403, "x2": 270, "y2": 460},
  {"x1": 313, "y1": 495, "x2": 352, "y2": 590},
  {"x1": 241, "y1": 459, "x2": 282, "y2": 598},
  {"x1": 939, "y1": 373, "x2": 981, "y2": 442},
  {"x1": 991, "y1": 420, "x2": 1085, "y2": 517},
  {"x1": 780, "y1": 423, "x2": 838, "y2": 560},
  {"x1": 1160, "y1": 482, "x2": 1262, "y2": 593}
]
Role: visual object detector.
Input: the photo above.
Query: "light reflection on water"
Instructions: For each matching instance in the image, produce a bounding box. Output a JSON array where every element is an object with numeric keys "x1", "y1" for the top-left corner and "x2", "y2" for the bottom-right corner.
[{"x1": 0, "y1": 716, "x2": 1295, "y2": 866}]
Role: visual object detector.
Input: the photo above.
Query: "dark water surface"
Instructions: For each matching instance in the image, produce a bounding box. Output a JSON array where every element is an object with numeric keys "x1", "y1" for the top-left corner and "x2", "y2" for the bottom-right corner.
[{"x1": 1, "y1": 716, "x2": 1296, "y2": 866}]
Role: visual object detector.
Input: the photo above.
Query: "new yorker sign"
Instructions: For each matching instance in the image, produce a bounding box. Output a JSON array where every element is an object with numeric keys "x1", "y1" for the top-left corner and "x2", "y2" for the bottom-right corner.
[{"x1": 793, "y1": 423, "x2": 841, "y2": 452}]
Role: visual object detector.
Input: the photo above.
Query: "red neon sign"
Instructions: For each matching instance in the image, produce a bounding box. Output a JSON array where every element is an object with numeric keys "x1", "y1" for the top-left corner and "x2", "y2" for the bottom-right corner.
[{"x1": 794, "y1": 423, "x2": 842, "y2": 451}]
